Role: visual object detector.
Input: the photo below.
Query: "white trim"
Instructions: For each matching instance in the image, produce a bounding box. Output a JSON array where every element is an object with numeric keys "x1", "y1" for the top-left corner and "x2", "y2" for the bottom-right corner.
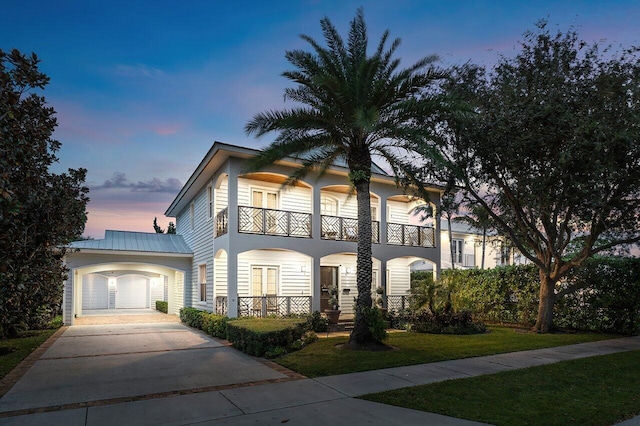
[
  {"x1": 206, "y1": 183, "x2": 213, "y2": 221},
  {"x1": 71, "y1": 249, "x2": 193, "y2": 258}
]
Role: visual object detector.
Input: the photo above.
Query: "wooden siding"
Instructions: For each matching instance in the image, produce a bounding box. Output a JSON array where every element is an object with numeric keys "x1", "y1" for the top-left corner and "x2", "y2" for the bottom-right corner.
[
  {"x1": 237, "y1": 250, "x2": 312, "y2": 298},
  {"x1": 214, "y1": 250, "x2": 228, "y2": 297},
  {"x1": 237, "y1": 178, "x2": 312, "y2": 213},
  {"x1": 387, "y1": 258, "x2": 411, "y2": 296}
]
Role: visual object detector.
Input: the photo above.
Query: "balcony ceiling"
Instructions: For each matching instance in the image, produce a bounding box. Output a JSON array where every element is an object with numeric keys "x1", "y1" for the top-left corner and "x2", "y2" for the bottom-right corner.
[{"x1": 240, "y1": 172, "x2": 311, "y2": 188}]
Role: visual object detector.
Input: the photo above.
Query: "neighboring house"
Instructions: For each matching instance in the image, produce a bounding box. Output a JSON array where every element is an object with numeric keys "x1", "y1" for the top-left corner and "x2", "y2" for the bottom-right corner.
[
  {"x1": 413, "y1": 219, "x2": 528, "y2": 271},
  {"x1": 63, "y1": 142, "x2": 442, "y2": 324}
]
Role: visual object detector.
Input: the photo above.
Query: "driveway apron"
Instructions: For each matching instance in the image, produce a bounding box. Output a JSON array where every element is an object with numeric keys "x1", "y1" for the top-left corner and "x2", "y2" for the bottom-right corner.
[{"x1": 0, "y1": 322, "x2": 288, "y2": 414}]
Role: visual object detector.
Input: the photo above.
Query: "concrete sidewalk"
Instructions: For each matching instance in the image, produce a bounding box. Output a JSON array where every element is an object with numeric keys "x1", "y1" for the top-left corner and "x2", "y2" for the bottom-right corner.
[{"x1": 1, "y1": 332, "x2": 639, "y2": 425}]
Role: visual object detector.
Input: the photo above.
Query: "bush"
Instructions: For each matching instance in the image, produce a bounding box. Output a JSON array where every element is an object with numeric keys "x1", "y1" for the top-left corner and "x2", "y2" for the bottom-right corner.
[
  {"x1": 306, "y1": 311, "x2": 328, "y2": 332},
  {"x1": 555, "y1": 257, "x2": 640, "y2": 335},
  {"x1": 410, "y1": 309, "x2": 486, "y2": 335},
  {"x1": 201, "y1": 312, "x2": 229, "y2": 339},
  {"x1": 226, "y1": 319, "x2": 307, "y2": 357},
  {"x1": 155, "y1": 301, "x2": 168, "y2": 313},
  {"x1": 179, "y1": 307, "x2": 205, "y2": 329},
  {"x1": 363, "y1": 307, "x2": 388, "y2": 341},
  {"x1": 446, "y1": 265, "x2": 540, "y2": 325}
]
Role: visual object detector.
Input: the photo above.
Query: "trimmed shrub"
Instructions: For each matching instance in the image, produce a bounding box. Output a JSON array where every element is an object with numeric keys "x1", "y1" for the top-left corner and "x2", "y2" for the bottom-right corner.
[
  {"x1": 445, "y1": 265, "x2": 539, "y2": 326},
  {"x1": 201, "y1": 312, "x2": 229, "y2": 339},
  {"x1": 155, "y1": 301, "x2": 168, "y2": 313},
  {"x1": 556, "y1": 257, "x2": 640, "y2": 335},
  {"x1": 179, "y1": 307, "x2": 205, "y2": 329},
  {"x1": 409, "y1": 309, "x2": 486, "y2": 335},
  {"x1": 226, "y1": 319, "x2": 307, "y2": 357}
]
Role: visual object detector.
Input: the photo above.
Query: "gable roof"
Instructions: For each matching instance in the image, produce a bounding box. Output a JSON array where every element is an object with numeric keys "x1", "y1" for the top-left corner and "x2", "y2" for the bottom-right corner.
[{"x1": 70, "y1": 230, "x2": 192, "y2": 255}]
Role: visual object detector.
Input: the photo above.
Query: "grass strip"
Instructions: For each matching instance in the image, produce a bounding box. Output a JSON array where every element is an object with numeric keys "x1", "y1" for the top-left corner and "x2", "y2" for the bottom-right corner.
[
  {"x1": 0, "y1": 329, "x2": 58, "y2": 379},
  {"x1": 275, "y1": 326, "x2": 613, "y2": 377},
  {"x1": 361, "y1": 349, "x2": 640, "y2": 426}
]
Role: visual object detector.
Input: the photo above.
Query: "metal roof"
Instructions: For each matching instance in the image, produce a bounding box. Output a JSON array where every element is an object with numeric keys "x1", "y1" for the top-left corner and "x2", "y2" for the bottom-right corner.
[{"x1": 70, "y1": 230, "x2": 192, "y2": 255}]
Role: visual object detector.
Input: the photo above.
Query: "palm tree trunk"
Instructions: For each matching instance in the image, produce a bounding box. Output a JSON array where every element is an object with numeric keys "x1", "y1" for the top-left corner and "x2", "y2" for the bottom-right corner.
[{"x1": 348, "y1": 176, "x2": 375, "y2": 345}]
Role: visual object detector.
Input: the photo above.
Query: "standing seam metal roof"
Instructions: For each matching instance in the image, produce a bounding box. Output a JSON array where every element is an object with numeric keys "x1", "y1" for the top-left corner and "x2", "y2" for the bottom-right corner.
[{"x1": 70, "y1": 230, "x2": 192, "y2": 254}]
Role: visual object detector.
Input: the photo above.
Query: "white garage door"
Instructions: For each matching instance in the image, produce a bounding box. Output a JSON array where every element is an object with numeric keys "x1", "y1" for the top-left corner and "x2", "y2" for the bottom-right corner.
[
  {"x1": 115, "y1": 274, "x2": 149, "y2": 309},
  {"x1": 82, "y1": 274, "x2": 109, "y2": 310}
]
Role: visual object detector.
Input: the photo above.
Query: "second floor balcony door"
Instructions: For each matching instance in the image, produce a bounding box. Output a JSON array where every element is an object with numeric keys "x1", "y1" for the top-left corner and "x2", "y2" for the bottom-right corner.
[{"x1": 252, "y1": 190, "x2": 278, "y2": 233}]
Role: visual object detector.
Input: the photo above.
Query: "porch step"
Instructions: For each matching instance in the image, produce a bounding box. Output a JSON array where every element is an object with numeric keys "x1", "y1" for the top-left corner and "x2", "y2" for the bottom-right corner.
[{"x1": 328, "y1": 321, "x2": 354, "y2": 333}]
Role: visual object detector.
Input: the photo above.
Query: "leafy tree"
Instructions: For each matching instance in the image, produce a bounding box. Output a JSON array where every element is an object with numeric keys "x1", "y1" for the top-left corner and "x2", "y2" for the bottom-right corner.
[
  {"x1": 0, "y1": 49, "x2": 88, "y2": 336},
  {"x1": 244, "y1": 9, "x2": 449, "y2": 347},
  {"x1": 167, "y1": 221, "x2": 176, "y2": 234},
  {"x1": 153, "y1": 217, "x2": 164, "y2": 233},
  {"x1": 420, "y1": 22, "x2": 640, "y2": 332}
]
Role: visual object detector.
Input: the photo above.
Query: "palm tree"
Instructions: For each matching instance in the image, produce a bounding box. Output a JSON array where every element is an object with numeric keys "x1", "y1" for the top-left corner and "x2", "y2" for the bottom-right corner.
[{"x1": 245, "y1": 9, "x2": 447, "y2": 347}]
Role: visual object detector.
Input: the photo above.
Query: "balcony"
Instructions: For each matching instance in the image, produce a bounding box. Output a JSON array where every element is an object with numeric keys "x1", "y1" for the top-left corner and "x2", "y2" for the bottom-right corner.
[
  {"x1": 321, "y1": 215, "x2": 380, "y2": 243},
  {"x1": 386, "y1": 223, "x2": 435, "y2": 247},
  {"x1": 238, "y1": 206, "x2": 311, "y2": 238}
]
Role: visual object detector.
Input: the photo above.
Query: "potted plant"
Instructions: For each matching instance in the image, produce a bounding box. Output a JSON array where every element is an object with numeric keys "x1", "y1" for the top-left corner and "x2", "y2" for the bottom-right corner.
[
  {"x1": 375, "y1": 286, "x2": 387, "y2": 318},
  {"x1": 324, "y1": 286, "x2": 341, "y2": 324}
]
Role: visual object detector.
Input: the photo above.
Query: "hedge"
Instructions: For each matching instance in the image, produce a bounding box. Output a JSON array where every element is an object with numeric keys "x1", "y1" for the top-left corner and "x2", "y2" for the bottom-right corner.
[
  {"x1": 178, "y1": 308, "x2": 320, "y2": 357},
  {"x1": 440, "y1": 257, "x2": 640, "y2": 335},
  {"x1": 155, "y1": 301, "x2": 168, "y2": 313}
]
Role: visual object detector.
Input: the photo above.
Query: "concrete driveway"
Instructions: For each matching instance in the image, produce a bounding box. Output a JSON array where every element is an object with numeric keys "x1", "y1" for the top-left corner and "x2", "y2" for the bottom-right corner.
[{"x1": 0, "y1": 321, "x2": 292, "y2": 416}]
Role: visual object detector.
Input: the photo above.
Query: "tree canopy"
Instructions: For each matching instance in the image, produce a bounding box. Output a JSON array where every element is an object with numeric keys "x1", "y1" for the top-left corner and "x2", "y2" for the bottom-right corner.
[
  {"x1": 245, "y1": 9, "x2": 449, "y2": 346},
  {"x1": 0, "y1": 49, "x2": 89, "y2": 336},
  {"x1": 419, "y1": 22, "x2": 640, "y2": 332}
]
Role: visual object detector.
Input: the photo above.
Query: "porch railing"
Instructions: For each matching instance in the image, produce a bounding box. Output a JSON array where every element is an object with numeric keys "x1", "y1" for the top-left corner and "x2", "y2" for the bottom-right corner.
[
  {"x1": 215, "y1": 208, "x2": 228, "y2": 237},
  {"x1": 387, "y1": 223, "x2": 435, "y2": 247},
  {"x1": 386, "y1": 295, "x2": 411, "y2": 312},
  {"x1": 321, "y1": 215, "x2": 379, "y2": 243},
  {"x1": 238, "y1": 296, "x2": 312, "y2": 318},
  {"x1": 215, "y1": 296, "x2": 228, "y2": 315},
  {"x1": 238, "y1": 206, "x2": 311, "y2": 238}
]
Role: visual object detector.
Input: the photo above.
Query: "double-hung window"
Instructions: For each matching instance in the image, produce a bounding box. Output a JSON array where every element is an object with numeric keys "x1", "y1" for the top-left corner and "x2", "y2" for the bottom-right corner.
[{"x1": 199, "y1": 264, "x2": 207, "y2": 302}]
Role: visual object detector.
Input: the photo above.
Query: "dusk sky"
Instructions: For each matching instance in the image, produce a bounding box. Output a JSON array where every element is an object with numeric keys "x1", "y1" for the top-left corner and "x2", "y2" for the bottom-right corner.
[{"x1": 3, "y1": 1, "x2": 639, "y2": 238}]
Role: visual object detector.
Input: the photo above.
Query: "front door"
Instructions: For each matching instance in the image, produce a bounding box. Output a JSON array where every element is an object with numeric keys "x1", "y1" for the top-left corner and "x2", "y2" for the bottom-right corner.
[{"x1": 320, "y1": 266, "x2": 338, "y2": 311}]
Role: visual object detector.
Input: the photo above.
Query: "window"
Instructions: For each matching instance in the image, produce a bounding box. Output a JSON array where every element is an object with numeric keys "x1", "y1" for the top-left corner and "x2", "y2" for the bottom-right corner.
[
  {"x1": 370, "y1": 205, "x2": 378, "y2": 221},
  {"x1": 198, "y1": 264, "x2": 207, "y2": 302},
  {"x1": 190, "y1": 202, "x2": 195, "y2": 231},
  {"x1": 500, "y1": 243, "x2": 511, "y2": 266},
  {"x1": 320, "y1": 195, "x2": 338, "y2": 216},
  {"x1": 452, "y1": 239, "x2": 463, "y2": 264},
  {"x1": 207, "y1": 184, "x2": 213, "y2": 220}
]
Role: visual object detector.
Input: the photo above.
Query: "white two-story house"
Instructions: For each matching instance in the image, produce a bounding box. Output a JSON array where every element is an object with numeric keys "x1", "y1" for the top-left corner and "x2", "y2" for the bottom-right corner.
[{"x1": 63, "y1": 142, "x2": 442, "y2": 323}]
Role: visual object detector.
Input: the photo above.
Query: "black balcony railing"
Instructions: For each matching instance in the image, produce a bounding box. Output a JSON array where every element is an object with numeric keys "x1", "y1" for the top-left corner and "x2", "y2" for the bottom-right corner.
[
  {"x1": 238, "y1": 206, "x2": 311, "y2": 238},
  {"x1": 321, "y1": 215, "x2": 379, "y2": 243},
  {"x1": 386, "y1": 223, "x2": 435, "y2": 247},
  {"x1": 238, "y1": 296, "x2": 312, "y2": 318},
  {"x1": 215, "y1": 207, "x2": 228, "y2": 237}
]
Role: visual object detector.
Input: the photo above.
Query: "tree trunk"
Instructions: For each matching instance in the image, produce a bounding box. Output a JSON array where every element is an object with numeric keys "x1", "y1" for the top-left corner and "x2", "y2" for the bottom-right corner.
[
  {"x1": 447, "y1": 216, "x2": 455, "y2": 269},
  {"x1": 348, "y1": 176, "x2": 375, "y2": 346},
  {"x1": 533, "y1": 271, "x2": 557, "y2": 333},
  {"x1": 481, "y1": 230, "x2": 486, "y2": 269}
]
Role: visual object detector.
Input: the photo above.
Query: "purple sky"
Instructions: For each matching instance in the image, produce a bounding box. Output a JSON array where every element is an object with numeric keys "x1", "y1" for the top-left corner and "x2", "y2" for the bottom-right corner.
[{"x1": 3, "y1": 1, "x2": 639, "y2": 238}]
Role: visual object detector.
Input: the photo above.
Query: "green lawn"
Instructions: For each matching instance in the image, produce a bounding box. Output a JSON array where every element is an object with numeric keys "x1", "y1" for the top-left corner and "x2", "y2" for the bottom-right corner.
[
  {"x1": 0, "y1": 328, "x2": 58, "y2": 379},
  {"x1": 275, "y1": 326, "x2": 613, "y2": 377},
  {"x1": 362, "y1": 349, "x2": 640, "y2": 426}
]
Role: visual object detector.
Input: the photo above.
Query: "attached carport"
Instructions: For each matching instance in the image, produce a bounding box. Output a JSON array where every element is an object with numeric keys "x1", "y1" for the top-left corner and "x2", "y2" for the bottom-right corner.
[{"x1": 63, "y1": 230, "x2": 193, "y2": 325}]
